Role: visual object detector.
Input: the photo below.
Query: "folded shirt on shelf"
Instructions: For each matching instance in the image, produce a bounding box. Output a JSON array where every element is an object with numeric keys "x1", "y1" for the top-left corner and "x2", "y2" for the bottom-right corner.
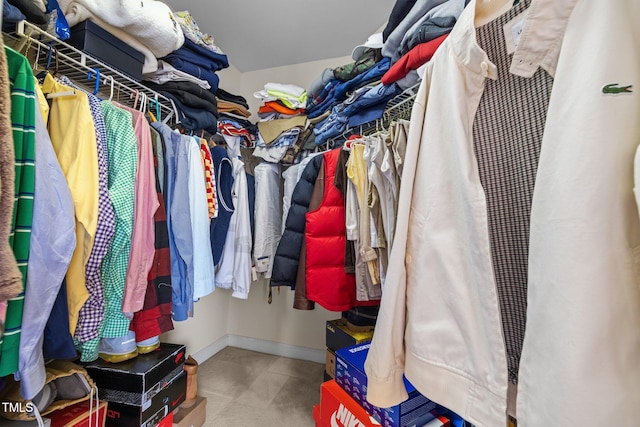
[
  {"x1": 144, "y1": 80, "x2": 218, "y2": 116},
  {"x1": 216, "y1": 88, "x2": 250, "y2": 110},
  {"x1": 307, "y1": 57, "x2": 391, "y2": 119},
  {"x1": 334, "y1": 48, "x2": 383, "y2": 82},
  {"x1": 258, "y1": 101, "x2": 305, "y2": 117},
  {"x1": 159, "y1": 90, "x2": 218, "y2": 134},
  {"x1": 393, "y1": 16, "x2": 456, "y2": 63},
  {"x1": 257, "y1": 115, "x2": 307, "y2": 145},
  {"x1": 160, "y1": 53, "x2": 221, "y2": 93},
  {"x1": 175, "y1": 10, "x2": 226, "y2": 55},
  {"x1": 254, "y1": 82, "x2": 307, "y2": 110},
  {"x1": 382, "y1": 34, "x2": 448, "y2": 85},
  {"x1": 142, "y1": 60, "x2": 211, "y2": 90},
  {"x1": 217, "y1": 99, "x2": 251, "y2": 118}
]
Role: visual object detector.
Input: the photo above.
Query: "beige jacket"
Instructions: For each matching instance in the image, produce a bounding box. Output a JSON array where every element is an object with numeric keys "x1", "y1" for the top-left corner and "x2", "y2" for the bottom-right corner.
[{"x1": 364, "y1": 0, "x2": 640, "y2": 425}]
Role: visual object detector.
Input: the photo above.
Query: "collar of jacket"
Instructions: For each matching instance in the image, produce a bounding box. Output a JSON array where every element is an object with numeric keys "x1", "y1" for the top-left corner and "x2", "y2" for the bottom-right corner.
[{"x1": 448, "y1": 0, "x2": 579, "y2": 80}]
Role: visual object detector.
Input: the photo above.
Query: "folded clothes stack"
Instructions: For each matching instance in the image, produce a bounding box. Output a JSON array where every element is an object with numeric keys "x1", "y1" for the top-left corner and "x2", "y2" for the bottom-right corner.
[
  {"x1": 253, "y1": 82, "x2": 309, "y2": 163},
  {"x1": 142, "y1": 10, "x2": 230, "y2": 134}
]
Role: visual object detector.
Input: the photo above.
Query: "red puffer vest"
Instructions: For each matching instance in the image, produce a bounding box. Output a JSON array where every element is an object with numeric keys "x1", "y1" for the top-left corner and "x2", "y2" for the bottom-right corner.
[{"x1": 305, "y1": 148, "x2": 356, "y2": 311}]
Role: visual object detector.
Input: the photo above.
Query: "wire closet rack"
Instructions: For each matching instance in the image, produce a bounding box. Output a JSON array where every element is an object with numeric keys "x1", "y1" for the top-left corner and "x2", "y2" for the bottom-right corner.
[
  {"x1": 2, "y1": 20, "x2": 179, "y2": 125},
  {"x1": 324, "y1": 81, "x2": 420, "y2": 148}
]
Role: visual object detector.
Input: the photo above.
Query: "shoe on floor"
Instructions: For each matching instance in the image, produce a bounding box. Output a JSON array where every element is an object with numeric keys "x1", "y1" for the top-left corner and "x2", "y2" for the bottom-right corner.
[
  {"x1": 99, "y1": 331, "x2": 138, "y2": 363},
  {"x1": 343, "y1": 306, "x2": 380, "y2": 332},
  {"x1": 181, "y1": 355, "x2": 199, "y2": 409},
  {"x1": 30, "y1": 381, "x2": 57, "y2": 415},
  {"x1": 136, "y1": 336, "x2": 160, "y2": 354},
  {"x1": 54, "y1": 372, "x2": 92, "y2": 400}
]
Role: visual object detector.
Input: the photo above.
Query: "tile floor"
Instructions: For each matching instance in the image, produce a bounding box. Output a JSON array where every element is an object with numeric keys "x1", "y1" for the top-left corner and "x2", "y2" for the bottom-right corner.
[{"x1": 195, "y1": 346, "x2": 325, "y2": 426}]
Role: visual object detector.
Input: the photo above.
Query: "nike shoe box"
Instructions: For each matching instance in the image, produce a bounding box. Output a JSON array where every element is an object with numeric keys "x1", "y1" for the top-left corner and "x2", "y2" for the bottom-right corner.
[
  {"x1": 48, "y1": 399, "x2": 107, "y2": 427},
  {"x1": 335, "y1": 343, "x2": 438, "y2": 427},
  {"x1": 312, "y1": 404, "x2": 322, "y2": 427},
  {"x1": 326, "y1": 319, "x2": 374, "y2": 352},
  {"x1": 105, "y1": 370, "x2": 186, "y2": 427},
  {"x1": 157, "y1": 411, "x2": 174, "y2": 427},
  {"x1": 80, "y1": 343, "x2": 186, "y2": 427},
  {"x1": 318, "y1": 380, "x2": 380, "y2": 427},
  {"x1": 82, "y1": 343, "x2": 186, "y2": 407}
]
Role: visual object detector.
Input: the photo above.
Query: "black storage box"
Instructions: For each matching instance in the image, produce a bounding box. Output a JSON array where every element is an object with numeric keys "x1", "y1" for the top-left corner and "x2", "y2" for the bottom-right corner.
[
  {"x1": 106, "y1": 370, "x2": 186, "y2": 427},
  {"x1": 67, "y1": 19, "x2": 145, "y2": 81},
  {"x1": 82, "y1": 343, "x2": 186, "y2": 406}
]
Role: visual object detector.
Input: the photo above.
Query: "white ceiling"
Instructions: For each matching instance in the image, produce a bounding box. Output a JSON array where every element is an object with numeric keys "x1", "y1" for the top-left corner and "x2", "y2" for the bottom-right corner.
[{"x1": 163, "y1": 0, "x2": 396, "y2": 73}]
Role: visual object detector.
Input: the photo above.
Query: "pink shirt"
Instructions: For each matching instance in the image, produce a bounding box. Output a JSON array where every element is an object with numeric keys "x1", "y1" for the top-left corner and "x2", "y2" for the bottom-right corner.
[{"x1": 117, "y1": 104, "x2": 159, "y2": 314}]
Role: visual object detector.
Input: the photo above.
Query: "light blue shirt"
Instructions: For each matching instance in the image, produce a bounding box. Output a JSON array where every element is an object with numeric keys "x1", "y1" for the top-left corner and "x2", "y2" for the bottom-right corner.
[
  {"x1": 151, "y1": 122, "x2": 191, "y2": 321},
  {"x1": 19, "y1": 97, "x2": 75, "y2": 399}
]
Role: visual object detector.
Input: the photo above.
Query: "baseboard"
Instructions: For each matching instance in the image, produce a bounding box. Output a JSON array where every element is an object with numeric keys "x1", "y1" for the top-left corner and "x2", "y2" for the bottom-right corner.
[
  {"x1": 192, "y1": 335, "x2": 229, "y2": 364},
  {"x1": 191, "y1": 334, "x2": 325, "y2": 364}
]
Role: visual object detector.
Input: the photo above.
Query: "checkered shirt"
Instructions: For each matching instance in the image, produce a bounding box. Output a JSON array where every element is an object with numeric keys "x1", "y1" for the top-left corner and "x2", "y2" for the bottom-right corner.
[{"x1": 472, "y1": 0, "x2": 552, "y2": 384}]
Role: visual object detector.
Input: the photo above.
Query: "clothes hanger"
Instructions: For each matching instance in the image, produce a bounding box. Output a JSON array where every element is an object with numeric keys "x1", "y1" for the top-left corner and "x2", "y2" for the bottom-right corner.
[
  {"x1": 35, "y1": 42, "x2": 55, "y2": 83},
  {"x1": 105, "y1": 76, "x2": 115, "y2": 101},
  {"x1": 87, "y1": 68, "x2": 100, "y2": 96},
  {"x1": 130, "y1": 89, "x2": 140, "y2": 109},
  {"x1": 147, "y1": 96, "x2": 160, "y2": 122},
  {"x1": 138, "y1": 92, "x2": 147, "y2": 113},
  {"x1": 167, "y1": 98, "x2": 181, "y2": 126}
]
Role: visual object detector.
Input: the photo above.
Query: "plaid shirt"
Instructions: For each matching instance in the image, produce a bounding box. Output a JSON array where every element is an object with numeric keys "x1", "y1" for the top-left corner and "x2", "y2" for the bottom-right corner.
[
  {"x1": 58, "y1": 77, "x2": 116, "y2": 344},
  {"x1": 78, "y1": 102, "x2": 137, "y2": 362}
]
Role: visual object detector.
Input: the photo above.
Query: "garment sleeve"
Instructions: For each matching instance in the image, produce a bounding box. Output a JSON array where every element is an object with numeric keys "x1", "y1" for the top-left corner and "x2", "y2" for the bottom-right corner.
[
  {"x1": 253, "y1": 163, "x2": 282, "y2": 277},
  {"x1": 170, "y1": 138, "x2": 194, "y2": 319},
  {"x1": 123, "y1": 113, "x2": 159, "y2": 314},
  {"x1": 187, "y1": 137, "x2": 216, "y2": 300},
  {"x1": 232, "y1": 168, "x2": 253, "y2": 299},
  {"x1": 364, "y1": 76, "x2": 430, "y2": 408}
]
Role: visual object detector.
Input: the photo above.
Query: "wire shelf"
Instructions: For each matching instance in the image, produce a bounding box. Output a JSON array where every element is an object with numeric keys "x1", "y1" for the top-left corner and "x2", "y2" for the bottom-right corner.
[
  {"x1": 2, "y1": 20, "x2": 179, "y2": 125},
  {"x1": 324, "y1": 82, "x2": 420, "y2": 148}
]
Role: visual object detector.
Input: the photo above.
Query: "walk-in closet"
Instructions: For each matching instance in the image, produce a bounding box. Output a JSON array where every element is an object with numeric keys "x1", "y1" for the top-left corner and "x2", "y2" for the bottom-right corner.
[{"x1": 0, "y1": 0, "x2": 638, "y2": 426}]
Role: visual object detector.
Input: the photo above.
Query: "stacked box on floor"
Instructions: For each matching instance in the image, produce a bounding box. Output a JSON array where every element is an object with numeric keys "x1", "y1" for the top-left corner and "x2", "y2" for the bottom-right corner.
[
  {"x1": 48, "y1": 400, "x2": 108, "y2": 427},
  {"x1": 81, "y1": 343, "x2": 186, "y2": 427},
  {"x1": 326, "y1": 319, "x2": 374, "y2": 352},
  {"x1": 318, "y1": 380, "x2": 381, "y2": 427},
  {"x1": 172, "y1": 396, "x2": 207, "y2": 427},
  {"x1": 326, "y1": 349, "x2": 336, "y2": 379},
  {"x1": 325, "y1": 319, "x2": 374, "y2": 381},
  {"x1": 335, "y1": 343, "x2": 438, "y2": 427}
]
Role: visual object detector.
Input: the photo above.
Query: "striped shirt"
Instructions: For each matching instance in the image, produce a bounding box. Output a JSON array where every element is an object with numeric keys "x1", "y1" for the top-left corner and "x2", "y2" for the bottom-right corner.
[
  {"x1": 0, "y1": 47, "x2": 36, "y2": 376},
  {"x1": 200, "y1": 139, "x2": 217, "y2": 218}
]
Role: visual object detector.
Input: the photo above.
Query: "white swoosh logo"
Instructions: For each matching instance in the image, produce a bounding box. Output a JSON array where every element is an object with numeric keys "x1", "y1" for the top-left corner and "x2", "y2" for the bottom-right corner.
[{"x1": 330, "y1": 411, "x2": 341, "y2": 427}]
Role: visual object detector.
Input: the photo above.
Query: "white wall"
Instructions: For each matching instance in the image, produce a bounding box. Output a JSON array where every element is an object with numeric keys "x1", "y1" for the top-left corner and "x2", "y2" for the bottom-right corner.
[
  {"x1": 161, "y1": 290, "x2": 231, "y2": 357},
  {"x1": 161, "y1": 57, "x2": 349, "y2": 361}
]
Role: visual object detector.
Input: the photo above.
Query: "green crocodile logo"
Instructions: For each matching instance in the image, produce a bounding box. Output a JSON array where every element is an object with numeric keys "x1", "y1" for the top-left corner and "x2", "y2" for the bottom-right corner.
[{"x1": 602, "y1": 83, "x2": 633, "y2": 94}]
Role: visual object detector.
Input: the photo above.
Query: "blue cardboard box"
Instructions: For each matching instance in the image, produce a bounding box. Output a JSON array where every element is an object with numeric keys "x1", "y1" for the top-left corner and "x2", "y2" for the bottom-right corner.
[{"x1": 335, "y1": 343, "x2": 438, "y2": 427}]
